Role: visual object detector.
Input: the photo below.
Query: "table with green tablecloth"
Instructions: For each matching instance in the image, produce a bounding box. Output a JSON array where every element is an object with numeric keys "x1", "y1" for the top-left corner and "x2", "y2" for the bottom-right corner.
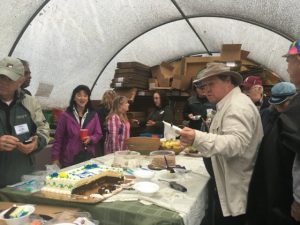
[{"x1": 0, "y1": 154, "x2": 210, "y2": 225}]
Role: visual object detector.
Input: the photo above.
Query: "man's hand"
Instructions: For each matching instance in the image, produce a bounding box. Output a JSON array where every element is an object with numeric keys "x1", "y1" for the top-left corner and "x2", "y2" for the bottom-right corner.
[
  {"x1": 17, "y1": 136, "x2": 38, "y2": 155},
  {"x1": 0, "y1": 135, "x2": 19, "y2": 151},
  {"x1": 188, "y1": 114, "x2": 195, "y2": 120},
  {"x1": 179, "y1": 127, "x2": 196, "y2": 147},
  {"x1": 146, "y1": 120, "x2": 155, "y2": 127},
  {"x1": 291, "y1": 200, "x2": 300, "y2": 221}
]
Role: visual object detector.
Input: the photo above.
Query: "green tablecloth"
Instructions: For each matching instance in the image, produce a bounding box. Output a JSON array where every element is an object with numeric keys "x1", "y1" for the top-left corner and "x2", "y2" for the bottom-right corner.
[{"x1": 0, "y1": 187, "x2": 184, "y2": 225}]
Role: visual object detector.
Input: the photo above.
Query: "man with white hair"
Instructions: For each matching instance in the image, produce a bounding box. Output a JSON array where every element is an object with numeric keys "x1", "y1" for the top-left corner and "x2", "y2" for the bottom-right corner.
[
  {"x1": 179, "y1": 63, "x2": 263, "y2": 225},
  {"x1": 0, "y1": 57, "x2": 49, "y2": 187},
  {"x1": 241, "y1": 75, "x2": 270, "y2": 111}
]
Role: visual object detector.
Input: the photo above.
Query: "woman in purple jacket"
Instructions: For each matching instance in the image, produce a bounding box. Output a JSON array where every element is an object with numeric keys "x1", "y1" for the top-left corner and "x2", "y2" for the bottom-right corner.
[{"x1": 52, "y1": 85, "x2": 102, "y2": 167}]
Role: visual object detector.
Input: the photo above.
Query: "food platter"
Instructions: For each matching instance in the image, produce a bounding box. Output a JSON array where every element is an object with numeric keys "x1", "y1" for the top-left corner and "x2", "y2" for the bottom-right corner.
[{"x1": 32, "y1": 176, "x2": 134, "y2": 204}]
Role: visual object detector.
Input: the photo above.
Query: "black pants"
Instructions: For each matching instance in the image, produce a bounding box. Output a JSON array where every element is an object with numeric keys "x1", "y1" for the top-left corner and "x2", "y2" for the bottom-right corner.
[
  {"x1": 212, "y1": 186, "x2": 246, "y2": 225},
  {"x1": 202, "y1": 158, "x2": 246, "y2": 225}
]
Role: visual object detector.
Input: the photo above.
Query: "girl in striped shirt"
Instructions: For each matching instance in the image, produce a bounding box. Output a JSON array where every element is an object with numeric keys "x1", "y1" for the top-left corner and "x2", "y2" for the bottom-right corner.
[{"x1": 104, "y1": 96, "x2": 130, "y2": 154}]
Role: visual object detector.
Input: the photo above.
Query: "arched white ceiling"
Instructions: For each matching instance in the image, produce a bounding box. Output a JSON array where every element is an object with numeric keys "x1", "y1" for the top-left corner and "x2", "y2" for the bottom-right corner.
[{"x1": 0, "y1": 0, "x2": 298, "y2": 108}]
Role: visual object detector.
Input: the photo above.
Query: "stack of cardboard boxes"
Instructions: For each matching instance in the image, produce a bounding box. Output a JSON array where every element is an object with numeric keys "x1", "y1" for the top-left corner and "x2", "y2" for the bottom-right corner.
[
  {"x1": 149, "y1": 44, "x2": 252, "y2": 91},
  {"x1": 111, "y1": 62, "x2": 151, "y2": 89},
  {"x1": 110, "y1": 44, "x2": 281, "y2": 128}
]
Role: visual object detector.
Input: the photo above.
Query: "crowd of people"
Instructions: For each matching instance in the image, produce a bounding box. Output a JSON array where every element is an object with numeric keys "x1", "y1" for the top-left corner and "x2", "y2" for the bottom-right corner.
[
  {"x1": 179, "y1": 39, "x2": 300, "y2": 225},
  {"x1": 0, "y1": 39, "x2": 300, "y2": 225}
]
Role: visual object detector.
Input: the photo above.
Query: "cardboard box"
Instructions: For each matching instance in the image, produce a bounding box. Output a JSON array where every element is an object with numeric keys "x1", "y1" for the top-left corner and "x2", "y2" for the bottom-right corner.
[
  {"x1": 171, "y1": 78, "x2": 182, "y2": 90},
  {"x1": 117, "y1": 61, "x2": 151, "y2": 71},
  {"x1": 115, "y1": 88, "x2": 137, "y2": 102},
  {"x1": 115, "y1": 68, "x2": 151, "y2": 78},
  {"x1": 178, "y1": 56, "x2": 217, "y2": 90},
  {"x1": 157, "y1": 77, "x2": 172, "y2": 87},
  {"x1": 148, "y1": 78, "x2": 158, "y2": 90},
  {"x1": 114, "y1": 76, "x2": 148, "y2": 83},
  {"x1": 219, "y1": 44, "x2": 247, "y2": 71},
  {"x1": 111, "y1": 76, "x2": 148, "y2": 89},
  {"x1": 151, "y1": 62, "x2": 174, "y2": 79},
  {"x1": 170, "y1": 60, "x2": 183, "y2": 78},
  {"x1": 220, "y1": 44, "x2": 242, "y2": 61}
]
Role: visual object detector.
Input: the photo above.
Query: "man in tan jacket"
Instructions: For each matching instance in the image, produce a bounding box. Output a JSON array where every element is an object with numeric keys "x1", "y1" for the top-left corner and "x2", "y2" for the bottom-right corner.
[{"x1": 179, "y1": 63, "x2": 263, "y2": 225}]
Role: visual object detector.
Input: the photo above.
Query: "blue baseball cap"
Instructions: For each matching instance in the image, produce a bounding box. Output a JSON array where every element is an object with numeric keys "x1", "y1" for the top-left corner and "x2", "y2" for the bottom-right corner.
[{"x1": 269, "y1": 82, "x2": 296, "y2": 105}]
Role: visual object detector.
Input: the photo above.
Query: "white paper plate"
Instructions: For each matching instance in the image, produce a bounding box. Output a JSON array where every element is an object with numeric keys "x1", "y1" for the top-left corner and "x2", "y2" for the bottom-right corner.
[
  {"x1": 133, "y1": 182, "x2": 159, "y2": 196},
  {"x1": 133, "y1": 169, "x2": 155, "y2": 180},
  {"x1": 157, "y1": 170, "x2": 177, "y2": 181}
]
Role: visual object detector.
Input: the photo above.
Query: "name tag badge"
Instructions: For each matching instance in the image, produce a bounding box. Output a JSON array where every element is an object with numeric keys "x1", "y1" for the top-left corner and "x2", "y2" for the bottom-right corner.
[{"x1": 14, "y1": 124, "x2": 29, "y2": 135}]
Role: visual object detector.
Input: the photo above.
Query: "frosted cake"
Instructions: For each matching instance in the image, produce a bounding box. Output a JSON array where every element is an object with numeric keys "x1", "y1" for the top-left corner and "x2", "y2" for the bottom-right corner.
[{"x1": 42, "y1": 164, "x2": 124, "y2": 195}]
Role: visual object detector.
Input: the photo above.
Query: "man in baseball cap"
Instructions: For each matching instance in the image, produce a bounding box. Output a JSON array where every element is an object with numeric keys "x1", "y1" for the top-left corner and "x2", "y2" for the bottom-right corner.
[
  {"x1": 0, "y1": 57, "x2": 25, "y2": 81},
  {"x1": 0, "y1": 57, "x2": 25, "y2": 102},
  {"x1": 179, "y1": 63, "x2": 263, "y2": 225},
  {"x1": 283, "y1": 39, "x2": 300, "y2": 89},
  {"x1": 280, "y1": 38, "x2": 300, "y2": 222},
  {"x1": 241, "y1": 76, "x2": 269, "y2": 111},
  {"x1": 0, "y1": 56, "x2": 49, "y2": 188},
  {"x1": 269, "y1": 82, "x2": 296, "y2": 106}
]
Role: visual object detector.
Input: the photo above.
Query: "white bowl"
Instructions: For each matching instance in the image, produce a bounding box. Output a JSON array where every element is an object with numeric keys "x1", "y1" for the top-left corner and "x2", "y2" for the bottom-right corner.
[
  {"x1": 133, "y1": 181, "x2": 159, "y2": 196},
  {"x1": 133, "y1": 169, "x2": 155, "y2": 180},
  {"x1": 0, "y1": 205, "x2": 35, "y2": 225},
  {"x1": 158, "y1": 170, "x2": 177, "y2": 180}
]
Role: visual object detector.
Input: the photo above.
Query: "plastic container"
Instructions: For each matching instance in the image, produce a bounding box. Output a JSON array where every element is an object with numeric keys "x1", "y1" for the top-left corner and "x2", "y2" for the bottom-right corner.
[
  {"x1": 0, "y1": 205, "x2": 35, "y2": 225},
  {"x1": 113, "y1": 150, "x2": 141, "y2": 168},
  {"x1": 133, "y1": 169, "x2": 155, "y2": 180},
  {"x1": 133, "y1": 181, "x2": 159, "y2": 196}
]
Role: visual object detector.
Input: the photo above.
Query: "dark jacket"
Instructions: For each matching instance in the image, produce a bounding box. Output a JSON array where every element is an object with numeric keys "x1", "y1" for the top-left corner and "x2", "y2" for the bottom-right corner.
[
  {"x1": 143, "y1": 105, "x2": 174, "y2": 135},
  {"x1": 279, "y1": 94, "x2": 300, "y2": 213},
  {"x1": 260, "y1": 107, "x2": 280, "y2": 134},
  {"x1": 183, "y1": 95, "x2": 215, "y2": 130},
  {"x1": 96, "y1": 105, "x2": 109, "y2": 157},
  {"x1": 259, "y1": 95, "x2": 270, "y2": 111},
  {"x1": 97, "y1": 105, "x2": 109, "y2": 138},
  {"x1": 0, "y1": 90, "x2": 49, "y2": 188},
  {"x1": 246, "y1": 95, "x2": 300, "y2": 225}
]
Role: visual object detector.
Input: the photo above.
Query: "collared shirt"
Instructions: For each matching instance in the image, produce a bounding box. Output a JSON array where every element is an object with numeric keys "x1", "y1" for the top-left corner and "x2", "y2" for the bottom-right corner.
[
  {"x1": 105, "y1": 114, "x2": 130, "y2": 154},
  {"x1": 193, "y1": 87, "x2": 263, "y2": 216}
]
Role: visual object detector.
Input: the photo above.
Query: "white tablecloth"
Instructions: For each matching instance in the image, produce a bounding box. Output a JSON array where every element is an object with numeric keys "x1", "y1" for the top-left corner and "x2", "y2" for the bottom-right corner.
[{"x1": 88, "y1": 153, "x2": 210, "y2": 225}]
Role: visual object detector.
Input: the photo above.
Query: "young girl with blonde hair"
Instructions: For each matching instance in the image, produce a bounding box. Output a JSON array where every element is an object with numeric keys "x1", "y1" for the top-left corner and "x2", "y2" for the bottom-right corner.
[{"x1": 104, "y1": 96, "x2": 130, "y2": 154}]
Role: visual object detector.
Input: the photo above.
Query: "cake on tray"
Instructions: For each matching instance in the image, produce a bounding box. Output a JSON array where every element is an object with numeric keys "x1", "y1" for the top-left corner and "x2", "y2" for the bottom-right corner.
[{"x1": 42, "y1": 164, "x2": 125, "y2": 197}]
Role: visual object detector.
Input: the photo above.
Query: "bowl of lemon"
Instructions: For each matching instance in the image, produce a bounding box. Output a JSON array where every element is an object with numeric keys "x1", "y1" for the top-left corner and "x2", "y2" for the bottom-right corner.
[{"x1": 160, "y1": 139, "x2": 182, "y2": 155}]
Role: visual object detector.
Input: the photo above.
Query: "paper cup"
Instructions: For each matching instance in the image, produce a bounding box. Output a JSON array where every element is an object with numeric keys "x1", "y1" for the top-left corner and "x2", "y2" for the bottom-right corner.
[{"x1": 80, "y1": 129, "x2": 88, "y2": 141}]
